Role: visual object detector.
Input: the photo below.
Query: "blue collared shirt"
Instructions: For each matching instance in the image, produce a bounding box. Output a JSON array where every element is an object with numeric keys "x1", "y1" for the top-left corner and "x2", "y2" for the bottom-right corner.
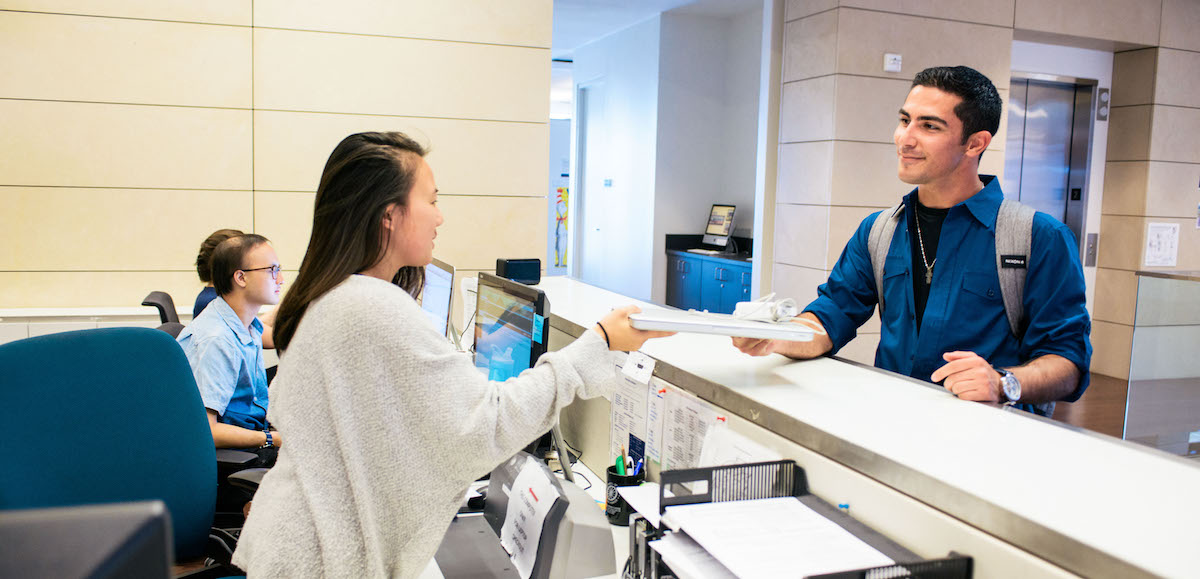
[
  {"x1": 804, "y1": 176, "x2": 1092, "y2": 410},
  {"x1": 177, "y1": 296, "x2": 269, "y2": 431}
]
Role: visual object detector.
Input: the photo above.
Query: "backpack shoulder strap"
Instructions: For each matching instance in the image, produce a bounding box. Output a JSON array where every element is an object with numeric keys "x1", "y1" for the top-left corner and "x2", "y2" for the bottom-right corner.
[
  {"x1": 994, "y1": 199, "x2": 1036, "y2": 338},
  {"x1": 868, "y1": 204, "x2": 904, "y2": 313}
]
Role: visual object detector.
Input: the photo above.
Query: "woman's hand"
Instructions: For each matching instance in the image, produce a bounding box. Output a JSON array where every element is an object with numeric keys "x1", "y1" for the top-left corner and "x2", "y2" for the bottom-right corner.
[{"x1": 595, "y1": 305, "x2": 675, "y2": 351}]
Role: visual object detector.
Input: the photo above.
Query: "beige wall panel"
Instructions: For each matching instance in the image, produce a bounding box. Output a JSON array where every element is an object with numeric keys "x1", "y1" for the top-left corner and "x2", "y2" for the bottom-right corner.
[
  {"x1": 0, "y1": 11, "x2": 250, "y2": 108},
  {"x1": 780, "y1": 76, "x2": 836, "y2": 142},
  {"x1": 772, "y1": 262, "x2": 829, "y2": 306},
  {"x1": 826, "y1": 206, "x2": 878, "y2": 269},
  {"x1": 1148, "y1": 105, "x2": 1200, "y2": 164},
  {"x1": 435, "y1": 196, "x2": 547, "y2": 271},
  {"x1": 833, "y1": 75, "x2": 911, "y2": 143},
  {"x1": 777, "y1": 141, "x2": 834, "y2": 205},
  {"x1": 979, "y1": 148, "x2": 1006, "y2": 177},
  {"x1": 1110, "y1": 49, "x2": 1157, "y2": 108},
  {"x1": 1096, "y1": 215, "x2": 1144, "y2": 271},
  {"x1": 1144, "y1": 161, "x2": 1200, "y2": 218},
  {"x1": 774, "y1": 203, "x2": 830, "y2": 268},
  {"x1": 831, "y1": 141, "x2": 907, "y2": 207},
  {"x1": 0, "y1": 187, "x2": 252, "y2": 271},
  {"x1": 1101, "y1": 161, "x2": 1148, "y2": 215},
  {"x1": 841, "y1": 0, "x2": 1015, "y2": 28},
  {"x1": 785, "y1": 0, "x2": 837, "y2": 22},
  {"x1": 1093, "y1": 267, "x2": 1138, "y2": 325},
  {"x1": 0, "y1": 100, "x2": 252, "y2": 189},
  {"x1": 1014, "y1": 0, "x2": 1159, "y2": 47},
  {"x1": 1160, "y1": 0, "x2": 1200, "y2": 52},
  {"x1": 1104, "y1": 105, "x2": 1152, "y2": 161},
  {"x1": 1154, "y1": 49, "x2": 1200, "y2": 109},
  {"x1": 836, "y1": 8, "x2": 1013, "y2": 87},
  {"x1": 253, "y1": 0, "x2": 551, "y2": 48},
  {"x1": 0, "y1": 271, "x2": 202, "y2": 308},
  {"x1": 1091, "y1": 319, "x2": 1132, "y2": 380},
  {"x1": 254, "y1": 28, "x2": 550, "y2": 123},
  {"x1": 783, "y1": 10, "x2": 837, "y2": 82},
  {"x1": 0, "y1": 1, "x2": 249, "y2": 25},
  {"x1": 254, "y1": 111, "x2": 548, "y2": 196},
  {"x1": 253, "y1": 191, "x2": 315, "y2": 273},
  {"x1": 837, "y1": 332, "x2": 880, "y2": 365}
]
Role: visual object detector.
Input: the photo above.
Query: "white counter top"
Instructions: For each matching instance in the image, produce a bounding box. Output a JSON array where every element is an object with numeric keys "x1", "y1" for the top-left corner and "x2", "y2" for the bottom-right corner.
[{"x1": 533, "y1": 276, "x2": 1200, "y2": 578}]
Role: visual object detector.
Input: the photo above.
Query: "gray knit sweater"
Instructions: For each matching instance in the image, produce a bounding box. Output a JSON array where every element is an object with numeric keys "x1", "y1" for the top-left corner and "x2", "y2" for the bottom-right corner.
[{"x1": 232, "y1": 274, "x2": 621, "y2": 577}]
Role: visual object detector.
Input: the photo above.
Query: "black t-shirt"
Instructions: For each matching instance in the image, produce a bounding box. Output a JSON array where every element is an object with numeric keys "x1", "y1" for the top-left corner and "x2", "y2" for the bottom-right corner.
[{"x1": 909, "y1": 198, "x2": 949, "y2": 331}]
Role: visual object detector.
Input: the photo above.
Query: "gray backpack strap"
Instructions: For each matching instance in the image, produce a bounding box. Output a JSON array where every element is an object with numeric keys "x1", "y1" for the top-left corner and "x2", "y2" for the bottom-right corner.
[
  {"x1": 867, "y1": 204, "x2": 904, "y2": 313},
  {"x1": 994, "y1": 199, "x2": 1036, "y2": 338},
  {"x1": 996, "y1": 200, "x2": 1055, "y2": 417}
]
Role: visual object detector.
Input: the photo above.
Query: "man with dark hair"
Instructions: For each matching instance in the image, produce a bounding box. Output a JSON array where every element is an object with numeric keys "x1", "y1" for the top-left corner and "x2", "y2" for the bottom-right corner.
[
  {"x1": 178, "y1": 233, "x2": 284, "y2": 454},
  {"x1": 735, "y1": 66, "x2": 1091, "y2": 416}
]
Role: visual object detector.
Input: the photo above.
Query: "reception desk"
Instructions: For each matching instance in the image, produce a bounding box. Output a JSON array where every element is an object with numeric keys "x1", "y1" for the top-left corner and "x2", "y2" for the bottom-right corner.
[{"x1": 535, "y1": 276, "x2": 1198, "y2": 579}]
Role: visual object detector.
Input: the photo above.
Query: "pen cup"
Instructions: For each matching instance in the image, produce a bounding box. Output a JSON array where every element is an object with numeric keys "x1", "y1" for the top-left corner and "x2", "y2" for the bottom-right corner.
[{"x1": 605, "y1": 465, "x2": 645, "y2": 526}]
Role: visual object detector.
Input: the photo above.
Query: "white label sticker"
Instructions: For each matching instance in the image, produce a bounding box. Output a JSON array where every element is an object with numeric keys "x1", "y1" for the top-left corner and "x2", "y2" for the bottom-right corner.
[{"x1": 621, "y1": 351, "x2": 655, "y2": 384}]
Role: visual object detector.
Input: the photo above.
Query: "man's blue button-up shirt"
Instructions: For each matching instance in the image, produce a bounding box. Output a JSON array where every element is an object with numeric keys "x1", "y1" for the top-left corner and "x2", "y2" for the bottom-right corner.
[
  {"x1": 804, "y1": 176, "x2": 1092, "y2": 411},
  {"x1": 177, "y1": 296, "x2": 269, "y2": 431}
]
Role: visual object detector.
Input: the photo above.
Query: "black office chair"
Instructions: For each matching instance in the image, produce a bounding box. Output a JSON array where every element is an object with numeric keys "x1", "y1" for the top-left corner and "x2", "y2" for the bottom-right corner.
[{"x1": 142, "y1": 291, "x2": 181, "y2": 324}]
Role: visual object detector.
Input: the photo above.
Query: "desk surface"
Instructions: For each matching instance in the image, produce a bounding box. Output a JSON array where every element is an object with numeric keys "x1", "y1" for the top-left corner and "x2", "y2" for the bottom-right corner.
[{"x1": 534, "y1": 276, "x2": 1200, "y2": 578}]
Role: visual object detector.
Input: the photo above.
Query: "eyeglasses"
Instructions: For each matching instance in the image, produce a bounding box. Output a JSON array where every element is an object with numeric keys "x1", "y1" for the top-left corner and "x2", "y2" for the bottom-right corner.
[{"x1": 241, "y1": 265, "x2": 283, "y2": 278}]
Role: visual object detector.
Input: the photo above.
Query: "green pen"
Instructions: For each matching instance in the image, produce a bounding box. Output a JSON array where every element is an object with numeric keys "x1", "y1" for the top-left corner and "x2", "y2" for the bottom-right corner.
[{"x1": 615, "y1": 455, "x2": 626, "y2": 476}]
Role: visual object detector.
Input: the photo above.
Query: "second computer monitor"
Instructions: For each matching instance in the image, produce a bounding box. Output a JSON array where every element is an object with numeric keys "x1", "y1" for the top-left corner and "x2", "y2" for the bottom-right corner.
[
  {"x1": 702, "y1": 204, "x2": 736, "y2": 247},
  {"x1": 420, "y1": 257, "x2": 455, "y2": 339},
  {"x1": 473, "y1": 273, "x2": 549, "y2": 382}
]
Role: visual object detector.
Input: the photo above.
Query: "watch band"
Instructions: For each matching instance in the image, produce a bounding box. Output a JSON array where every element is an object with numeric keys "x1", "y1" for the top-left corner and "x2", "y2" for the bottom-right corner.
[{"x1": 262, "y1": 429, "x2": 273, "y2": 448}]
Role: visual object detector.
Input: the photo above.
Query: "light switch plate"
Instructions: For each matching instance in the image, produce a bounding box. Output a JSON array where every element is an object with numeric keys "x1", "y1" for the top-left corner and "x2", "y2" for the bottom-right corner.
[{"x1": 883, "y1": 53, "x2": 902, "y2": 73}]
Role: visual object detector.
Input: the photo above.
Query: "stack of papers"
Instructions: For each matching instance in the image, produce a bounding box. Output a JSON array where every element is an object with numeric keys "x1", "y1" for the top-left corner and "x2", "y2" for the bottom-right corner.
[{"x1": 652, "y1": 497, "x2": 894, "y2": 579}]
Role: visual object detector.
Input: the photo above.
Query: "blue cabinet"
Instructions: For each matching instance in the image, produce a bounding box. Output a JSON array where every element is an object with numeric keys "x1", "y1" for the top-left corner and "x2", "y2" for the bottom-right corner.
[{"x1": 666, "y1": 251, "x2": 751, "y2": 314}]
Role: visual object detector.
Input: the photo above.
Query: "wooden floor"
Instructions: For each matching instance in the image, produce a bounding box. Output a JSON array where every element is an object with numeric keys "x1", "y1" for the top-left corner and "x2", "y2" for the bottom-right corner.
[{"x1": 1051, "y1": 373, "x2": 1129, "y2": 439}]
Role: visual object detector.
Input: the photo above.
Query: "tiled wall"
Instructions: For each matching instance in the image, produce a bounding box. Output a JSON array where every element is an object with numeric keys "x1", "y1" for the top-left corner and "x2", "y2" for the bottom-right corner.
[
  {"x1": 0, "y1": 1, "x2": 552, "y2": 331},
  {"x1": 1094, "y1": 0, "x2": 1200, "y2": 379},
  {"x1": 775, "y1": 0, "x2": 1014, "y2": 363}
]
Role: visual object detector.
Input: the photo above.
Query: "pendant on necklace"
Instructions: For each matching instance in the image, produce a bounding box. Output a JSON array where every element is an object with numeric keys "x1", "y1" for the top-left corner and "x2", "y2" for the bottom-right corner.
[{"x1": 925, "y1": 267, "x2": 933, "y2": 285}]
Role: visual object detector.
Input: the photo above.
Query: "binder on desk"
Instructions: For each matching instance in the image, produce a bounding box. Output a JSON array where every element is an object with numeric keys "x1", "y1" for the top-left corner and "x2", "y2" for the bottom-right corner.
[{"x1": 627, "y1": 460, "x2": 972, "y2": 579}]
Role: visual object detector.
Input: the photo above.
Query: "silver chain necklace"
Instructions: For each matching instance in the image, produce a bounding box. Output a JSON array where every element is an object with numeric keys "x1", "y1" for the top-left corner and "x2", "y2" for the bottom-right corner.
[{"x1": 915, "y1": 216, "x2": 936, "y2": 284}]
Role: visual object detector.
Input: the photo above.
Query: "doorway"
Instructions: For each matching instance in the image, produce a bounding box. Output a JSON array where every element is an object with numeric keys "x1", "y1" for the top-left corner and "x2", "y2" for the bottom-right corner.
[{"x1": 1003, "y1": 75, "x2": 1095, "y2": 253}]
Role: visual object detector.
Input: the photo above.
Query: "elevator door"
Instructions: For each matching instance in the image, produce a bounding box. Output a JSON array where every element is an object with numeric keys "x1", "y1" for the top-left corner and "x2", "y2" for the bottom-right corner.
[{"x1": 1003, "y1": 78, "x2": 1094, "y2": 251}]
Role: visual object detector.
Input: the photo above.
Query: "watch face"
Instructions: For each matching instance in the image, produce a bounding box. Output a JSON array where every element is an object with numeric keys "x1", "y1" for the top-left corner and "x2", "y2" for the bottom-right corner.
[{"x1": 1002, "y1": 373, "x2": 1020, "y2": 402}]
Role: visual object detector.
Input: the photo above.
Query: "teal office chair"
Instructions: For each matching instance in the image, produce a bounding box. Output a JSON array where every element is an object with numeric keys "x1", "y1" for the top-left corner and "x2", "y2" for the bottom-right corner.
[{"x1": 0, "y1": 327, "x2": 239, "y2": 574}]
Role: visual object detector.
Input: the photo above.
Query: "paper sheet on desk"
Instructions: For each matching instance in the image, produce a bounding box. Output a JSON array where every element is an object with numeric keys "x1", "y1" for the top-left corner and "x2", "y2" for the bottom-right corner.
[
  {"x1": 617, "y1": 483, "x2": 661, "y2": 528},
  {"x1": 650, "y1": 532, "x2": 737, "y2": 579},
  {"x1": 663, "y1": 497, "x2": 894, "y2": 579}
]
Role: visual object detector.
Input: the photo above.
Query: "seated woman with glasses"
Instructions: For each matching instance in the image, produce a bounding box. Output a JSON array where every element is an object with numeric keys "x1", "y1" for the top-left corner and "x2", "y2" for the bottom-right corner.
[{"x1": 177, "y1": 233, "x2": 285, "y2": 461}]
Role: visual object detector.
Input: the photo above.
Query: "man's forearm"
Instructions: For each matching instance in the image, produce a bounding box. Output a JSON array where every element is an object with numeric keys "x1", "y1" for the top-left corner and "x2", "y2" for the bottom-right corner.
[
  {"x1": 1007, "y1": 354, "x2": 1080, "y2": 403},
  {"x1": 779, "y1": 313, "x2": 834, "y2": 360},
  {"x1": 211, "y1": 422, "x2": 272, "y2": 448}
]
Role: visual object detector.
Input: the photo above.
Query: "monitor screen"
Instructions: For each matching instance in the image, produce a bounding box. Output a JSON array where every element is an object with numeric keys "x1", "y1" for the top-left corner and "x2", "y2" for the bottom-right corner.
[
  {"x1": 705, "y1": 205, "x2": 736, "y2": 236},
  {"x1": 473, "y1": 273, "x2": 548, "y2": 382},
  {"x1": 420, "y1": 257, "x2": 455, "y2": 338}
]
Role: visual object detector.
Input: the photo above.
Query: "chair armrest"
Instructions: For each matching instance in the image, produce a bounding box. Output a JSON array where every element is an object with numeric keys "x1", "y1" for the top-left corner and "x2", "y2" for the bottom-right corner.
[
  {"x1": 215, "y1": 449, "x2": 257, "y2": 466},
  {"x1": 227, "y1": 468, "x2": 268, "y2": 494}
]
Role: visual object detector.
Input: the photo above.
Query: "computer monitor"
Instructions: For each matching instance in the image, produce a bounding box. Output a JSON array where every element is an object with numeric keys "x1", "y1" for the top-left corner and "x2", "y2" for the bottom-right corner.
[
  {"x1": 420, "y1": 257, "x2": 455, "y2": 339},
  {"x1": 702, "y1": 204, "x2": 736, "y2": 247},
  {"x1": 473, "y1": 273, "x2": 549, "y2": 382}
]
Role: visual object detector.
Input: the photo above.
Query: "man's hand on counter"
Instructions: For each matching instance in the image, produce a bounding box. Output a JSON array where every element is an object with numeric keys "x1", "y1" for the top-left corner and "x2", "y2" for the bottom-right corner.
[
  {"x1": 931, "y1": 351, "x2": 1002, "y2": 402},
  {"x1": 731, "y1": 313, "x2": 832, "y2": 360}
]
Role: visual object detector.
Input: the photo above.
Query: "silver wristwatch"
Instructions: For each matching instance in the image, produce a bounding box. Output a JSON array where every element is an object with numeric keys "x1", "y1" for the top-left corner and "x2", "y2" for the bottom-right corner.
[{"x1": 996, "y1": 368, "x2": 1021, "y2": 403}]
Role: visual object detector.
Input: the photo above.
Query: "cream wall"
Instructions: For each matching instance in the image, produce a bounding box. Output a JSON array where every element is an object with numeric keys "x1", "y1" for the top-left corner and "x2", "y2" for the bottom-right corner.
[
  {"x1": 773, "y1": 0, "x2": 1195, "y2": 374},
  {"x1": 0, "y1": 1, "x2": 552, "y2": 323},
  {"x1": 1093, "y1": 0, "x2": 1200, "y2": 380},
  {"x1": 775, "y1": 0, "x2": 1014, "y2": 364}
]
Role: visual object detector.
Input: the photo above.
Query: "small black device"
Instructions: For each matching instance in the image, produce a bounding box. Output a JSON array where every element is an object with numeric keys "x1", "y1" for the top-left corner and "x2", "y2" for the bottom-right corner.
[{"x1": 495, "y1": 258, "x2": 541, "y2": 285}]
